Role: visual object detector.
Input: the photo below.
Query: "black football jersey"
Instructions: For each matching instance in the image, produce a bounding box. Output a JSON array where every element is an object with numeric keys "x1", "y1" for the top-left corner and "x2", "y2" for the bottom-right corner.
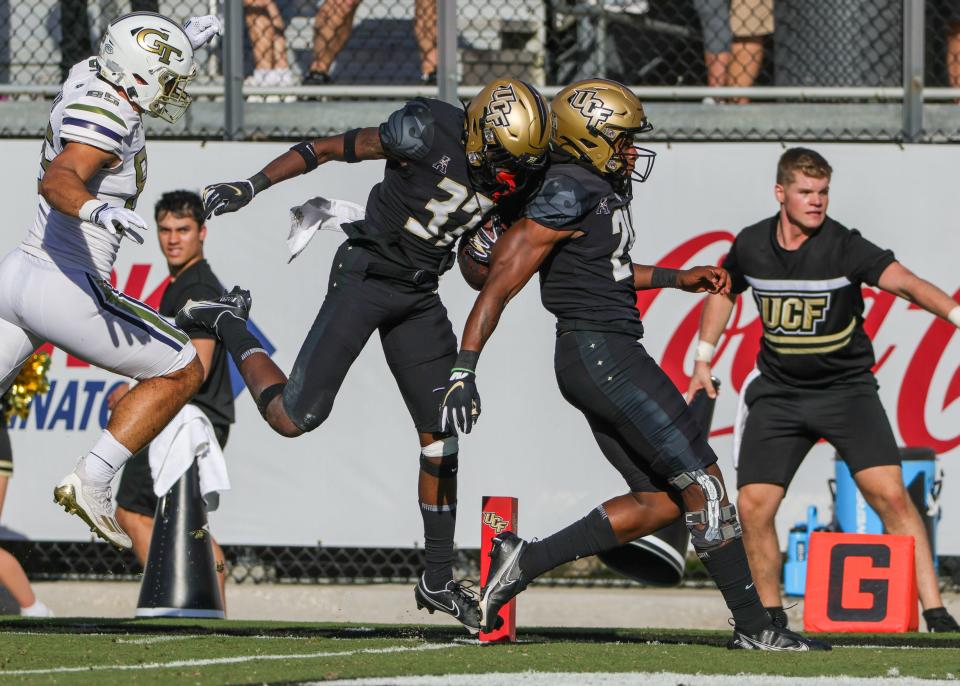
[
  {"x1": 723, "y1": 215, "x2": 896, "y2": 388},
  {"x1": 527, "y1": 163, "x2": 644, "y2": 337},
  {"x1": 342, "y1": 98, "x2": 495, "y2": 275}
]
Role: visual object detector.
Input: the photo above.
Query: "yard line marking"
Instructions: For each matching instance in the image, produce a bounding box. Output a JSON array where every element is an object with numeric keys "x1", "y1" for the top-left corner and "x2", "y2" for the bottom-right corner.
[
  {"x1": 0, "y1": 641, "x2": 462, "y2": 675},
  {"x1": 115, "y1": 635, "x2": 206, "y2": 645}
]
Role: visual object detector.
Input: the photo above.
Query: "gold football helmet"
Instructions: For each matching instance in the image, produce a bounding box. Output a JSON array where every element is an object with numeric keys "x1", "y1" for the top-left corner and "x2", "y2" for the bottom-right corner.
[
  {"x1": 465, "y1": 78, "x2": 550, "y2": 197},
  {"x1": 551, "y1": 78, "x2": 655, "y2": 189}
]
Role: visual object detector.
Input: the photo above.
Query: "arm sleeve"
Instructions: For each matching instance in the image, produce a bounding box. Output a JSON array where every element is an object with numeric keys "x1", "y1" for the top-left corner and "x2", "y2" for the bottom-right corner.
[
  {"x1": 60, "y1": 95, "x2": 130, "y2": 156},
  {"x1": 721, "y1": 236, "x2": 749, "y2": 294},
  {"x1": 173, "y1": 283, "x2": 223, "y2": 340},
  {"x1": 843, "y1": 229, "x2": 896, "y2": 286},
  {"x1": 378, "y1": 99, "x2": 436, "y2": 162},
  {"x1": 523, "y1": 172, "x2": 603, "y2": 230}
]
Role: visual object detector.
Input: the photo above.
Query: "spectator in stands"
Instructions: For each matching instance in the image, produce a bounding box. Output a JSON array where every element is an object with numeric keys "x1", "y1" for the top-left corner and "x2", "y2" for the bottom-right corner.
[
  {"x1": 729, "y1": 0, "x2": 773, "y2": 103},
  {"x1": 112, "y1": 191, "x2": 234, "y2": 610},
  {"x1": 302, "y1": 0, "x2": 437, "y2": 85},
  {"x1": 242, "y1": 0, "x2": 295, "y2": 89},
  {"x1": 0, "y1": 399, "x2": 52, "y2": 616},
  {"x1": 947, "y1": 17, "x2": 960, "y2": 91},
  {"x1": 693, "y1": 0, "x2": 733, "y2": 99}
]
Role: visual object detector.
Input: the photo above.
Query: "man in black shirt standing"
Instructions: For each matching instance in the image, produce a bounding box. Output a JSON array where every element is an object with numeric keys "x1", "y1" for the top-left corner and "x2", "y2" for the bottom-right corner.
[
  {"x1": 176, "y1": 79, "x2": 550, "y2": 633},
  {"x1": 114, "y1": 191, "x2": 234, "y2": 607},
  {"x1": 440, "y1": 79, "x2": 827, "y2": 650},
  {"x1": 689, "y1": 148, "x2": 960, "y2": 632}
]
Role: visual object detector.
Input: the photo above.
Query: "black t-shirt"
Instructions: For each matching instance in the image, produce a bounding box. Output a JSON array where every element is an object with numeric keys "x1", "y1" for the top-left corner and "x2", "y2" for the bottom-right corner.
[
  {"x1": 342, "y1": 98, "x2": 496, "y2": 275},
  {"x1": 528, "y1": 163, "x2": 644, "y2": 338},
  {"x1": 160, "y1": 259, "x2": 235, "y2": 427},
  {"x1": 723, "y1": 215, "x2": 896, "y2": 388}
]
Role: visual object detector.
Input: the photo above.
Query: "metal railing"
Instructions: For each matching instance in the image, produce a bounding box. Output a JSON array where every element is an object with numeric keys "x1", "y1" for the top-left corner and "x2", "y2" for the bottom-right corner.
[{"x1": 0, "y1": 0, "x2": 957, "y2": 141}]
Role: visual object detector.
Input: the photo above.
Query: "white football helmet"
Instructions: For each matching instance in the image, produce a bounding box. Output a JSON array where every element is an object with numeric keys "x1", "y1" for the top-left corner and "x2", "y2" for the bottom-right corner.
[{"x1": 97, "y1": 12, "x2": 197, "y2": 123}]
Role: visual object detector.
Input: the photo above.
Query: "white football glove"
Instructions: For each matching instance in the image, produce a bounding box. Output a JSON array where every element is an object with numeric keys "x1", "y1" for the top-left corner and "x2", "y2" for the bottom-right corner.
[
  {"x1": 87, "y1": 203, "x2": 147, "y2": 244},
  {"x1": 183, "y1": 15, "x2": 222, "y2": 50}
]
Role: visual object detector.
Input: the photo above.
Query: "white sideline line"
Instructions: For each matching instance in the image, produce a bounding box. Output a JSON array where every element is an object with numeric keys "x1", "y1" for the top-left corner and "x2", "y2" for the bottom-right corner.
[
  {"x1": 115, "y1": 634, "x2": 206, "y2": 644},
  {"x1": 0, "y1": 641, "x2": 462, "y2": 676},
  {"x1": 314, "y1": 672, "x2": 957, "y2": 686}
]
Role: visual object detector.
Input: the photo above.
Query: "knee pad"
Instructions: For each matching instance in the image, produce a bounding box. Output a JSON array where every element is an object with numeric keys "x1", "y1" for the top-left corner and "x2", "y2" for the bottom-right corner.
[
  {"x1": 420, "y1": 436, "x2": 459, "y2": 478},
  {"x1": 669, "y1": 469, "x2": 742, "y2": 549}
]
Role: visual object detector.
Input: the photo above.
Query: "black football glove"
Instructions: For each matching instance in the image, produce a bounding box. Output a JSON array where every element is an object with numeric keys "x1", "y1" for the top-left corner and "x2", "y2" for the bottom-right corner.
[
  {"x1": 440, "y1": 352, "x2": 481, "y2": 434},
  {"x1": 463, "y1": 216, "x2": 506, "y2": 266},
  {"x1": 202, "y1": 180, "x2": 255, "y2": 219}
]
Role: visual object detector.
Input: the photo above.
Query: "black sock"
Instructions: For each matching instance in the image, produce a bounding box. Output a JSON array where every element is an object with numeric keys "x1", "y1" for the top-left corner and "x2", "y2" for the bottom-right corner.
[
  {"x1": 420, "y1": 500, "x2": 456, "y2": 589},
  {"x1": 519, "y1": 505, "x2": 620, "y2": 580},
  {"x1": 217, "y1": 314, "x2": 264, "y2": 368},
  {"x1": 697, "y1": 538, "x2": 770, "y2": 634}
]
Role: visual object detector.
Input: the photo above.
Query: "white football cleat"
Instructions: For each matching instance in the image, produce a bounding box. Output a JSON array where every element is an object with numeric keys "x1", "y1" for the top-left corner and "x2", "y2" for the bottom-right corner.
[{"x1": 53, "y1": 471, "x2": 131, "y2": 550}]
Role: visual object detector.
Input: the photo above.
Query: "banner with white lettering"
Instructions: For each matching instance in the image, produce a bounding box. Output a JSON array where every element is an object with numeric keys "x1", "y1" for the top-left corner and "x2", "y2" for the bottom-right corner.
[{"x1": 1, "y1": 141, "x2": 957, "y2": 552}]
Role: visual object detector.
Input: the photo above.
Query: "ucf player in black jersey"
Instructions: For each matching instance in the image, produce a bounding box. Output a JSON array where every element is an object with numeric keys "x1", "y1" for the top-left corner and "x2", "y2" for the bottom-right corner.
[
  {"x1": 440, "y1": 79, "x2": 829, "y2": 650},
  {"x1": 177, "y1": 79, "x2": 549, "y2": 633}
]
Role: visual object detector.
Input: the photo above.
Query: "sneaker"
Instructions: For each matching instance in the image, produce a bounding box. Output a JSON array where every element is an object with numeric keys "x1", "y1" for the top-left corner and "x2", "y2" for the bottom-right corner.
[
  {"x1": 176, "y1": 286, "x2": 251, "y2": 338},
  {"x1": 414, "y1": 574, "x2": 484, "y2": 634},
  {"x1": 421, "y1": 70, "x2": 437, "y2": 86},
  {"x1": 53, "y1": 471, "x2": 131, "y2": 550},
  {"x1": 20, "y1": 600, "x2": 53, "y2": 618},
  {"x1": 728, "y1": 623, "x2": 832, "y2": 651},
  {"x1": 302, "y1": 70, "x2": 332, "y2": 86},
  {"x1": 478, "y1": 531, "x2": 529, "y2": 632},
  {"x1": 924, "y1": 607, "x2": 960, "y2": 632}
]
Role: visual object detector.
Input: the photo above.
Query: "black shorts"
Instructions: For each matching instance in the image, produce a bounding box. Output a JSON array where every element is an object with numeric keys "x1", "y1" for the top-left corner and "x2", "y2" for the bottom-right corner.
[
  {"x1": 282, "y1": 240, "x2": 457, "y2": 434},
  {"x1": 554, "y1": 330, "x2": 717, "y2": 493},
  {"x1": 0, "y1": 422, "x2": 11, "y2": 477},
  {"x1": 116, "y1": 423, "x2": 229, "y2": 517},
  {"x1": 736, "y1": 374, "x2": 900, "y2": 489}
]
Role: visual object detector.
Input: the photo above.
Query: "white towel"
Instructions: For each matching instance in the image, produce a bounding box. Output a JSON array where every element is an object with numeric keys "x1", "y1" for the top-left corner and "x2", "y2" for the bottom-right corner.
[
  {"x1": 287, "y1": 196, "x2": 366, "y2": 262},
  {"x1": 149, "y1": 404, "x2": 230, "y2": 510},
  {"x1": 731, "y1": 368, "x2": 761, "y2": 469}
]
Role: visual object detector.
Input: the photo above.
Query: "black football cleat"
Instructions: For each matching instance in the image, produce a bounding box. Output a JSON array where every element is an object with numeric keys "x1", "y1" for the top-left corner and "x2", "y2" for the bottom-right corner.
[
  {"x1": 924, "y1": 607, "x2": 960, "y2": 632},
  {"x1": 728, "y1": 623, "x2": 832, "y2": 651},
  {"x1": 176, "y1": 285, "x2": 251, "y2": 337},
  {"x1": 414, "y1": 575, "x2": 484, "y2": 634},
  {"x1": 479, "y1": 531, "x2": 530, "y2": 633}
]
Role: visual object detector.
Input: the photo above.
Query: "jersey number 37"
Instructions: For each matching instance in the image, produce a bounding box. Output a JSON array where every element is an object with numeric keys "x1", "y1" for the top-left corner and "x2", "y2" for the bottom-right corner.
[{"x1": 404, "y1": 177, "x2": 494, "y2": 248}]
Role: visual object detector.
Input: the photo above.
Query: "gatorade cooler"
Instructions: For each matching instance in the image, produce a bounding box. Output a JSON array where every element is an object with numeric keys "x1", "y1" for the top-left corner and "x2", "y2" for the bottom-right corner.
[
  {"x1": 783, "y1": 505, "x2": 828, "y2": 597},
  {"x1": 832, "y1": 446, "x2": 941, "y2": 572}
]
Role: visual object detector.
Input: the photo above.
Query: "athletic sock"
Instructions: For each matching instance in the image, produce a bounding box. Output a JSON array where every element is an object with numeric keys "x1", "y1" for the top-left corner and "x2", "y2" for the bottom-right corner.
[
  {"x1": 78, "y1": 430, "x2": 132, "y2": 486},
  {"x1": 697, "y1": 538, "x2": 770, "y2": 634},
  {"x1": 216, "y1": 314, "x2": 265, "y2": 368},
  {"x1": 519, "y1": 505, "x2": 620, "y2": 580},
  {"x1": 420, "y1": 500, "x2": 456, "y2": 589}
]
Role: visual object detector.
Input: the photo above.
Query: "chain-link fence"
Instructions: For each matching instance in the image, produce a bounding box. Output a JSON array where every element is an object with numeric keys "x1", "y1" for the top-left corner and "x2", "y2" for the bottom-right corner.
[{"x1": 1, "y1": 1, "x2": 959, "y2": 140}]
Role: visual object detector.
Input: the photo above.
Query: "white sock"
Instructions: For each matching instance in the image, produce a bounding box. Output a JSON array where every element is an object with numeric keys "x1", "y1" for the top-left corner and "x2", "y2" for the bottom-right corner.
[
  {"x1": 21, "y1": 599, "x2": 52, "y2": 617},
  {"x1": 78, "y1": 430, "x2": 132, "y2": 486}
]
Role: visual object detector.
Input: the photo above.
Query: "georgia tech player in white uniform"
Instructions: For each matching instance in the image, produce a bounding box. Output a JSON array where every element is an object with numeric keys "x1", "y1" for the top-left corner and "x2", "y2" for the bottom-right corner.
[{"x1": 0, "y1": 12, "x2": 221, "y2": 548}]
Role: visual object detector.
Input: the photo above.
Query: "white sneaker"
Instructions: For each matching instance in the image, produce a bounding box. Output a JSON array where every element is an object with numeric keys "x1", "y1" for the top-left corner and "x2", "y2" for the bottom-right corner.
[
  {"x1": 21, "y1": 600, "x2": 53, "y2": 618},
  {"x1": 53, "y1": 471, "x2": 131, "y2": 550}
]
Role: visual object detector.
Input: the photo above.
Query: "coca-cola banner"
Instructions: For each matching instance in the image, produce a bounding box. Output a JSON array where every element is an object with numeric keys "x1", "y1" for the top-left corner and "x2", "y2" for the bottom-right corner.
[{"x1": 1, "y1": 141, "x2": 957, "y2": 553}]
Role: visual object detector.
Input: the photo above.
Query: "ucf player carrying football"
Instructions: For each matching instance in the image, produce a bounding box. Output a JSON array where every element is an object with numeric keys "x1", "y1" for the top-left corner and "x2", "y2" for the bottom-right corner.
[
  {"x1": 0, "y1": 12, "x2": 220, "y2": 549},
  {"x1": 178, "y1": 79, "x2": 549, "y2": 633},
  {"x1": 440, "y1": 79, "x2": 829, "y2": 650}
]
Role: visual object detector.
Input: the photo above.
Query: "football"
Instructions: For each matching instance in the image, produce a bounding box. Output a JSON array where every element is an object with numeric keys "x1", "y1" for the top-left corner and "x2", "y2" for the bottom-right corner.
[{"x1": 457, "y1": 226, "x2": 496, "y2": 291}]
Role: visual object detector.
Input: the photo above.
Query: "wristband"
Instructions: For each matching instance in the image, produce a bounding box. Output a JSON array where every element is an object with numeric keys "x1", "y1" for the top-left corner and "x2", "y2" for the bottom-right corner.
[
  {"x1": 248, "y1": 172, "x2": 272, "y2": 194},
  {"x1": 948, "y1": 305, "x2": 960, "y2": 329},
  {"x1": 452, "y1": 349, "x2": 480, "y2": 374},
  {"x1": 651, "y1": 267, "x2": 681, "y2": 289},
  {"x1": 78, "y1": 199, "x2": 106, "y2": 222},
  {"x1": 694, "y1": 340, "x2": 716, "y2": 363}
]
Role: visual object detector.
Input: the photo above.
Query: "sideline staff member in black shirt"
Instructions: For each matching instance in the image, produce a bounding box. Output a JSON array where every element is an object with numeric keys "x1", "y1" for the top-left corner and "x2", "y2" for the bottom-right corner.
[
  {"x1": 113, "y1": 191, "x2": 233, "y2": 608},
  {"x1": 690, "y1": 148, "x2": 960, "y2": 633}
]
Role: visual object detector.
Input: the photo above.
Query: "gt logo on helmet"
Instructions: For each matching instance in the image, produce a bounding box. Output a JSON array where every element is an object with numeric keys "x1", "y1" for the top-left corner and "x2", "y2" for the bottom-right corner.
[
  {"x1": 568, "y1": 89, "x2": 614, "y2": 132},
  {"x1": 485, "y1": 84, "x2": 518, "y2": 128},
  {"x1": 134, "y1": 28, "x2": 183, "y2": 66}
]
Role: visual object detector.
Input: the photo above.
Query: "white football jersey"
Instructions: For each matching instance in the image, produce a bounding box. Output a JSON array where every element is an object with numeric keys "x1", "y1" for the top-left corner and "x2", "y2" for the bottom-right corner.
[{"x1": 20, "y1": 58, "x2": 147, "y2": 277}]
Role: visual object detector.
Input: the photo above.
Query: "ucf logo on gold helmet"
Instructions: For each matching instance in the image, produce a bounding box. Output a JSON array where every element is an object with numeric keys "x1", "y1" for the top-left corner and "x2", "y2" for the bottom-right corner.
[{"x1": 567, "y1": 88, "x2": 615, "y2": 133}]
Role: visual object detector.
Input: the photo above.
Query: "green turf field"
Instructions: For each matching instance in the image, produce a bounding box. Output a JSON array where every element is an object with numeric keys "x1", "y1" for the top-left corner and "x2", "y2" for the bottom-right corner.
[{"x1": 0, "y1": 619, "x2": 957, "y2": 684}]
